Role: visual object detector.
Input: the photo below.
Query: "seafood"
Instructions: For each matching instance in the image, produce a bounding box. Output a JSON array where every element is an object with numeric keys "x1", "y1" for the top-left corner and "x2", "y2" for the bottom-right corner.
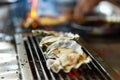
[
  {"x1": 40, "y1": 36, "x2": 77, "y2": 47},
  {"x1": 45, "y1": 40, "x2": 91, "y2": 73},
  {"x1": 32, "y1": 30, "x2": 59, "y2": 38},
  {"x1": 32, "y1": 30, "x2": 91, "y2": 73},
  {"x1": 37, "y1": 30, "x2": 80, "y2": 47}
]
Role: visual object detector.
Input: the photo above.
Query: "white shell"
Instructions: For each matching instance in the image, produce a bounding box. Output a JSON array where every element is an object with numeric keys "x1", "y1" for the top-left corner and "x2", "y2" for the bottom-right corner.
[
  {"x1": 46, "y1": 59, "x2": 63, "y2": 73},
  {"x1": 38, "y1": 30, "x2": 80, "y2": 47},
  {"x1": 39, "y1": 36, "x2": 74, "y2": 47},
  {"x1": 32, "y1": 30, "x2": 80, "y2": 39},
  {"x1": 45, "y1": 40, "x2": 92, "y2": 73},
  {"x1": 32, "y1": 30, "x2": 59, "y2": 36},
  {"x1": 58, "y1": 32, "x2": 80, "y2": 40},
  {"x1": 46, "y1": 39, "x2": 83, "y2": 55}
]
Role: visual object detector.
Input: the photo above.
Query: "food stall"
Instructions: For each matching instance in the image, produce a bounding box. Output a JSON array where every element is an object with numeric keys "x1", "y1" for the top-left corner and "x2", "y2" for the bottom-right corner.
[{"x1": 0, "y1": 0, "x2": 120, "y2": 80}]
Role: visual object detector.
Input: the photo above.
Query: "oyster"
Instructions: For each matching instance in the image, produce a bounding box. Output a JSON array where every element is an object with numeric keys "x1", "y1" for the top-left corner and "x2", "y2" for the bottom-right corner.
[
  {"x1": 45, "y1": 40, "x2": 91, "y2": 73},
  {"x1": 32, "y1": 30, "x2": 91, "y2": 73},
  {"x1": 46, "y1": 40, "x2": 83, "y2": 54},
  {"x1": 32, "y1": 30, "x2": 79, "y2": 39},
  {"x1": 39, "y1": 31, "x2": 80, "y2": 47},
  {"x1": 40, "y1": 36, "x2": 76, "y2": 47},
  {"x1": 47, "y1": 59, "x2": 63, "y2": 73},
  {"x1": 32, "y1": 30, "x2": 59, "y2": 38}
]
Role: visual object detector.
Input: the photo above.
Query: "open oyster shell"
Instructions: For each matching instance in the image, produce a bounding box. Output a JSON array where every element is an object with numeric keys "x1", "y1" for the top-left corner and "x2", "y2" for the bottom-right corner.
[
  {"x1": 39, "y1": 32, "x2": 80, "y2": 48},
  {"x1": 32, "y1": 30, "x2": 59, "y2": 38},
  {"x1": 45, "y1": 40, "x2": 91, "y2": 73},
  {"x1": 46, "y1": 39, "x2": 83, "y2": 54},
  {"x1": 32, "y1": 30, "x2": 79, "y2": 39},
  {"x1": 47, "y1": 59, "x2": 63, "y2": 73},
  {"x1": 39, "y1": 36, "x2": 76, "y2": 47}
]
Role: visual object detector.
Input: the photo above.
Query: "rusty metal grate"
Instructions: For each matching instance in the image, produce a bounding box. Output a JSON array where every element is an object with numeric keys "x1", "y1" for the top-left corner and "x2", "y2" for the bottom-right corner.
[{"x1": 22, "y1": 35, "x2": 112, "y2": 80}]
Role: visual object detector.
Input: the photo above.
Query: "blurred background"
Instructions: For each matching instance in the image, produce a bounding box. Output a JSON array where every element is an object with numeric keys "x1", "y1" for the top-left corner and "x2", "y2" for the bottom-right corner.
[
  {"x1": 0, "y1": 0, "x2": 120, "y2": 79},
  {"x1": 0, "y1": 0, "x2": 120, "y2": 35}
]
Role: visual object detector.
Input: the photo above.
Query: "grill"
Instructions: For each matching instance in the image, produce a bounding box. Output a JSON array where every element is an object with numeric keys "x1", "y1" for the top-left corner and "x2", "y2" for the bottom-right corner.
[{"x1": 15, "y1": 34, "x2": 112, "y2": 80}]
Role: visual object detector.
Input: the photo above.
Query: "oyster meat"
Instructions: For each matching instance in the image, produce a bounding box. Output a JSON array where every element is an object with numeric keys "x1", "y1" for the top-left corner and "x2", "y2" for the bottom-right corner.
[
  {"x1": 45, "y1": 40, "x2": 91, "y2": 73},
  {"x1": 46, "y1": 47, "x2": 91, "y2": 73}
]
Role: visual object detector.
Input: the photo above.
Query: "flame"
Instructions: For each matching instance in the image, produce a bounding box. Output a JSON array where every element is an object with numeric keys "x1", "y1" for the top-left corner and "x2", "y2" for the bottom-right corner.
[{"x1": 30, "y1": 0, "x2": 38, "y2": 19}]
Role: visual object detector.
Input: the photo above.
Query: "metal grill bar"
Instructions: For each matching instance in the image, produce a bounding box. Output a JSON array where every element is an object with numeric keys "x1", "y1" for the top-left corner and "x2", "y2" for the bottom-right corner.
[
  {"x1": 15, "y1": 34, "x2": 34, "y2": 80},
  {"x1": 24, "y1": 36, "x2": 50, "y2": 80},
  {"x1": 29, "y1": 36, "x2": 50, "y2": 80},
  {"x1": 91, "y1": 61, "x2": 108, "y2": 79},
  {"x1": 22, "y1": 35, "x2": 112, "y2": 80},
  {"x1": 82, "y1": 48, "x2": 112, "y2": 80},
  {"x1": 24, "y1": 40, "x2": 42, "y2": 80},
  {"x1": 33, "y1": 36, "x2": 57, "y2": 80},
  {"x1": 35, "y1": 36, "x2": 112, "y2": 80},
  {"x1": 86, "y1": 63, "x2": 100, "y2": 80}
]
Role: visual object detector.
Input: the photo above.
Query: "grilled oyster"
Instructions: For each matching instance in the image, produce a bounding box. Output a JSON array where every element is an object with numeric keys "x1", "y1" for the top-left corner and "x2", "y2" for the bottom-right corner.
[
  {"x1": 32, "y1": 30, "x2": 79, "y2": 38},
  {"x1": 32, "y1": 30, "x2": 59, "y2": 38},
  {"x1": 45, "y1": 40, "x2": 91, "y2": 73},
  {"x1": 46, "y1": 39, "x2": 83, "y2": 54},
  {"x1": 47, "y1": 59, "x2": 63, "y2": 73},
  {"x1": 40, "y1": 36, "x2": 76, "y2": 47},
  {"x1": 46, "y1": 47, "x2": 91, "y2": 73},
  {"x1": 39, "y1": 31, "x2": 79, "y2": 48}
]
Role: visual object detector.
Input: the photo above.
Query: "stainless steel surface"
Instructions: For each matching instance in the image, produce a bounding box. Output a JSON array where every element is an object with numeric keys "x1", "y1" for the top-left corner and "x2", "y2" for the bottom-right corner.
[
  {"x1": 0, "y1": 41, "x2": 19, "y2": 80},
  {"x1": 24, "y1": 36, "x2": 54, "y2": 80},
  {"x1": 0, "y1": 33, "x2": 13, "y2": 42},
  {"x1": 15, "y1": 34, "x2": 34, "y2": 80}
]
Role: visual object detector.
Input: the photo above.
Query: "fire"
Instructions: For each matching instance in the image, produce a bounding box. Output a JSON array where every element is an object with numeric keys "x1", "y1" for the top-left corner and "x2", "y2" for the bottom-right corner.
[
  {"x1": 31, "y1": 9, "x2": 37, "y2": 19},
  {"x1": 23, "y1": 0, "x2": 68, "y2": 28},
  {"x1": 23, "y1": 0, "x2": 38, "y2": 28},
  {"x1": 30, "y1": 0, "x2": 38, "y2": 19}
]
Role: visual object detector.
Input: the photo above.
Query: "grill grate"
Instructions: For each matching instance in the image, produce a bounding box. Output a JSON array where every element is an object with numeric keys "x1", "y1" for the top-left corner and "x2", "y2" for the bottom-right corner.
[{"x1": 23, "y1": 36, "x2": 112, "y2": 80}]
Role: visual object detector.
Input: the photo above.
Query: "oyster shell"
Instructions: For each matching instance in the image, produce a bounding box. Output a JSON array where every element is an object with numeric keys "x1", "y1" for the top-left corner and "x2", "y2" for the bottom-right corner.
[
  {"x1": 32, "y1": 30, "x2": 59, "y2": 38},
  {"x1": 39, "y1": 32, "x2": 80, "y2": 48},
  {"x1": 46, "y1": 59, "x2": 63, "y2": 73},
  {"x1": 32, "y1": 30, "x2": 80, "y2": 48},
  {"x1": 32, "y1": 30, "x2": 91, "y2": 73},
  {"x1": 46, "y1": 40, "x2": 83, "y2": 54},
  {"x1": 32, "y1": 30, "x2": 79, "y2": 39},
  {"x1": 58, "y1": 32, "x2": 79, "y2": 40},
  {"x1": 46, "y1": 40, "x2": 91, "y2": 73},
  {"x1": 40, "y1": 36, "x2": 76, "y2": 47}
]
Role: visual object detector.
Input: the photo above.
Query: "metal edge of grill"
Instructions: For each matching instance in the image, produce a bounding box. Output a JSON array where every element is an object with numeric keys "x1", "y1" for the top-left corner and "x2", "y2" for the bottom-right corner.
[
  {"x1": 15, "y1": 34, "x2": 113, "y2": 80},
  {"x1": 15, "y1": 34, "x2": 34, "y2": 80}
]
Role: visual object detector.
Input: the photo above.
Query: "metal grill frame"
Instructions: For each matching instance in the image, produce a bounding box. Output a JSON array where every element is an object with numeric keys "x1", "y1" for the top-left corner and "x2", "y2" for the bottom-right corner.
[
  {"x1": 15, "y1": 34, "x2": 113, "y2": 80},
  {"x1": 15, "y1": 34, "x2": 34, "y2": 80}
]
